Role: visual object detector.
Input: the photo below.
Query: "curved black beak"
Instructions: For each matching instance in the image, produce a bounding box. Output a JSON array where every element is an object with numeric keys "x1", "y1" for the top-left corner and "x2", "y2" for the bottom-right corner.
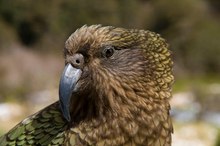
[{"x1": 59, "y1": 63, "x2": 82, "y2": 121}]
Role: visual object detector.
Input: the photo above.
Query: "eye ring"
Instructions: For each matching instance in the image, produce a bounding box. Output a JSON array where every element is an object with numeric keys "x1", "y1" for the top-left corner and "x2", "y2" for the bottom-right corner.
[{"x1": 103, "y1": 46, "x2": 115, "y2": 58}]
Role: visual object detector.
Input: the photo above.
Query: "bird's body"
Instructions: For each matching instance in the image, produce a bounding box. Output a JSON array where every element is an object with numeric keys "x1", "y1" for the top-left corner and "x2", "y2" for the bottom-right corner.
[{"x1": 0, "y1": 25, "x2": 174, "y2": 146}]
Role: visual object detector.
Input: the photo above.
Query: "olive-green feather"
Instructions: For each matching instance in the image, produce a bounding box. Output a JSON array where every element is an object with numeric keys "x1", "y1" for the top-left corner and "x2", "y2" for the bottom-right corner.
[{"x1": 0, "y1": 102, "x2": 68, "y2": 146}]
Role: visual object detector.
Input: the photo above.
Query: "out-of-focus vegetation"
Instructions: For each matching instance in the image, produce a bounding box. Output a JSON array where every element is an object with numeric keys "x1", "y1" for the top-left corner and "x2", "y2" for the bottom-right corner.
[
  {"x1": 0, "y1": 0, "x2": 220, "y2": 145},
  {"x1": 0, "y1": 0, "x2": 220, "y2": 76}
]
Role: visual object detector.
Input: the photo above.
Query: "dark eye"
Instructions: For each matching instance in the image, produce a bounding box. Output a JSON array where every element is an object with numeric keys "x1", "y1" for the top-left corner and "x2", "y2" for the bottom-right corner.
[{"x1": 102, "y1": 46, "x2": 115, "y2": 58}]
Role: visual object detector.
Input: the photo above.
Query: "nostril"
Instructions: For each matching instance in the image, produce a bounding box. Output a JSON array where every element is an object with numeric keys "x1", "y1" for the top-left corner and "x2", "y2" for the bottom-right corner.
[
  {"x1": 71, "y1": 53, "x2": 84, "y2": 68},
  {"x1": 76, "y1": 59, "x2": 80, "y2": 64}
]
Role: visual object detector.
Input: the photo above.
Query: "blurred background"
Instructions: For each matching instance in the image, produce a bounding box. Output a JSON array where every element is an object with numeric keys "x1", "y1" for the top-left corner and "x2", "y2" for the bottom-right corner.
[{"x1": 0, "y1": 0, "x2": 220, "y2": 145}]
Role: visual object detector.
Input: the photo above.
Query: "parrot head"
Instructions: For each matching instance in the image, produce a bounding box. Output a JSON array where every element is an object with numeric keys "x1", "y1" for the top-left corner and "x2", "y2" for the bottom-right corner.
[{"x1": 59, "y1": 25, "x2": 174, "y2": 122}]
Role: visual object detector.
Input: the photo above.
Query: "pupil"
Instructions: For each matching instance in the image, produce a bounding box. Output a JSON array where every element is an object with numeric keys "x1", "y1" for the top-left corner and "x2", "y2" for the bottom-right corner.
[
  {"x1": 107, "y1": 49, "x2": 112, "y2": 54},
  {"x1": 106, "y1": 48, "x2": 113, "y2": 57}
]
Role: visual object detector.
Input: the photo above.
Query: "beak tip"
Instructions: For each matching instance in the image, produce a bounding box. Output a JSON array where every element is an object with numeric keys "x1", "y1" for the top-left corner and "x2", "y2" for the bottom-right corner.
[
  {"x1": 63, "y1": 112, "x2": 71, "y2": 122},
  {"x1": 59, "y1": 99, "x2": 71, "y2": 122}
]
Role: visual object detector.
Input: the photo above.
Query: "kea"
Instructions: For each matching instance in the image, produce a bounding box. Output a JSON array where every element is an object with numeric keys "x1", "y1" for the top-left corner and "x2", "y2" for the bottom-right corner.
[{"x1": 0, "y1": 25, "x2": 174, "y2": 146}]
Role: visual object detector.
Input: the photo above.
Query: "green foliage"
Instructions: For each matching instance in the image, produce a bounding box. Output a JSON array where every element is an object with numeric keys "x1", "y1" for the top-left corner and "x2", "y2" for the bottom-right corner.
[{"x1": 173, "y1": 74, "x2": 220, "y2": 92}]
